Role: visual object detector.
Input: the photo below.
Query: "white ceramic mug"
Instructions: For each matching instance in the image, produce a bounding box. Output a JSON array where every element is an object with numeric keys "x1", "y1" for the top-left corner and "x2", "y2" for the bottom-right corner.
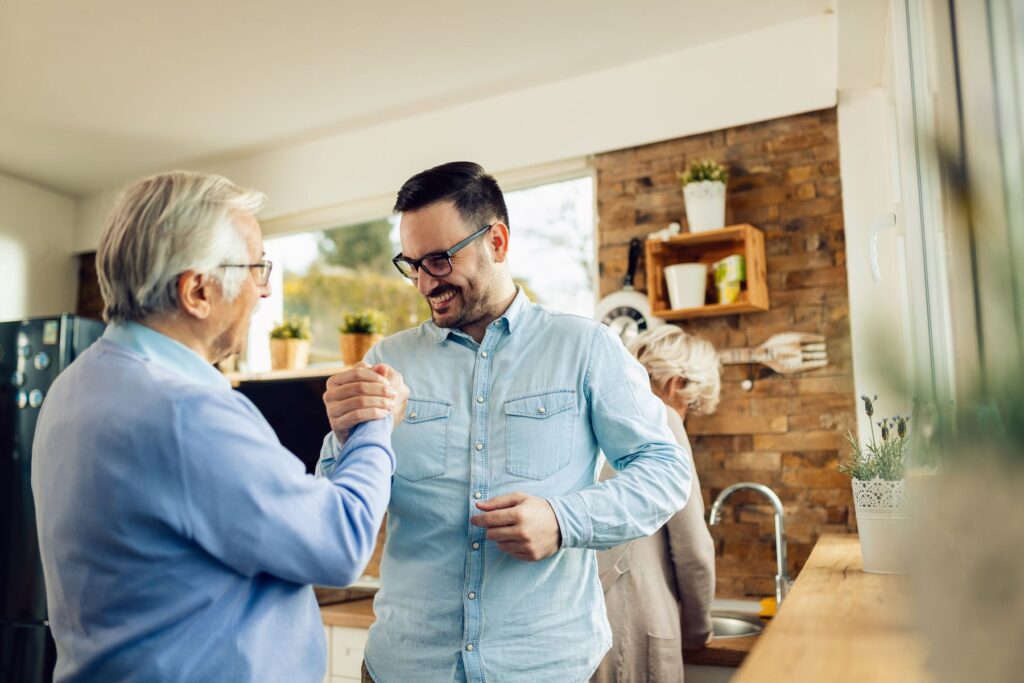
[{"x1": 663, "y1": 263, "x2": 708, "y2": 310}]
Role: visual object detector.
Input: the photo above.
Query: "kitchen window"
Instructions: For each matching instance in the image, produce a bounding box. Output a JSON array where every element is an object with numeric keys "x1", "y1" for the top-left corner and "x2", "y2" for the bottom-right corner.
[{"x1": 246, "y1": 175, "x2": 595, "y2": 371}]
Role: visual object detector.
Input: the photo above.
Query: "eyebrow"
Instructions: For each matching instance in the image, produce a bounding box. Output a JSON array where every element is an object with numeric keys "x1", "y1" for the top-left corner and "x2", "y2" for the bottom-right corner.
[{"x1": 399, "y1": 247, "x2": 448, "y2": 261}]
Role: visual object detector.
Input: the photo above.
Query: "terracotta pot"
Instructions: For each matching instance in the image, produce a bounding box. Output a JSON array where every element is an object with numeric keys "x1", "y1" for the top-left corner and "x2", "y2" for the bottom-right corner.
[
  {"x1": 340, "y1": 333, "x2": 382, "y2": 365},
  {"x1": 269, "y1": 338, "x2": 310, "y2": 370}
]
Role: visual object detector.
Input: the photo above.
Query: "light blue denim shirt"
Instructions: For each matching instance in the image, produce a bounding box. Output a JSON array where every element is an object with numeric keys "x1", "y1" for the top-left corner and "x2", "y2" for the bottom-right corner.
[
  {"x1": 32, "y1": 322, "x2": 394, "y2": 682},
  {"x1": 318, "y1": 290, "x2": 691, "y2": 683}
]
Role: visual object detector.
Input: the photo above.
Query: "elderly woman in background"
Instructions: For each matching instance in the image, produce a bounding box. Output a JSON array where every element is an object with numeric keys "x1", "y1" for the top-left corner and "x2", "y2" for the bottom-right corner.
[{"x1": 592, "y1": 325, "x2": 721, "y2": 683}]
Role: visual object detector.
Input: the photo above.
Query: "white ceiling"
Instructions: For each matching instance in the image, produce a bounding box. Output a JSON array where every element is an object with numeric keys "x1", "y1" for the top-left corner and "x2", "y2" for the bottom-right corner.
[{"x1": 0, "y1": 1, "x2": 832, "y2": 197}]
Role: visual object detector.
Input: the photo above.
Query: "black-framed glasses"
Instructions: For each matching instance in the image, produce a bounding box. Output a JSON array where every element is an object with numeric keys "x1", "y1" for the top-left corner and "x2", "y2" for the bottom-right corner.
[
  {"x1": 392, "y1": 224, "x2": 493, "y2": 280},
  {"x1": 220, "y1": 259, "x2": 273, "y2": 286}
]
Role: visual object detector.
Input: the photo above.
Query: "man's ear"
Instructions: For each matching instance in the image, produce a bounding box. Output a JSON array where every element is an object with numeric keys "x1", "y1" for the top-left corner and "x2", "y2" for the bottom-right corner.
[
  {"x1": 488, "y1": 223, "x2": 511, "y2": 263},
  {"x1": 177, "y1": 270, "x2": 213, "y2": 320}
]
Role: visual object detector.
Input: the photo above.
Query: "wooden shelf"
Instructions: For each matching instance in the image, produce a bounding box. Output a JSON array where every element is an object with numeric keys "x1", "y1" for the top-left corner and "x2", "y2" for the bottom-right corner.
[
  {"x1": 223, "y1": 363, "x2": 348, "y2": 387},
  {"x1": 645, "y1": 224, "x2": 769, "y2": 321}
]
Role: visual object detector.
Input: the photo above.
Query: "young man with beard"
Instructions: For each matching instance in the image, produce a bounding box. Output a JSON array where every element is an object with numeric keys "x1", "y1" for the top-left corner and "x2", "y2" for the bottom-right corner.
[{"x1": 318, "y1": 162, "x2": 691, "y2": 683}]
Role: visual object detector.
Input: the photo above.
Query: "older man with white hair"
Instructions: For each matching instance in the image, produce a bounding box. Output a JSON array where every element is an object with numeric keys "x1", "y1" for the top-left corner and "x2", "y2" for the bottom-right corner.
[{"x1": 31, "y1": 170, "x2": 407, "y2": 683}]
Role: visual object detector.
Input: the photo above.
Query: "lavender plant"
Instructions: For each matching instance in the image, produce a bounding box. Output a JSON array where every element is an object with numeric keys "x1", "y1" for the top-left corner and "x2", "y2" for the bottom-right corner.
[{"x1": 839, "y1": 394, "x2": 910, "y2": 481}]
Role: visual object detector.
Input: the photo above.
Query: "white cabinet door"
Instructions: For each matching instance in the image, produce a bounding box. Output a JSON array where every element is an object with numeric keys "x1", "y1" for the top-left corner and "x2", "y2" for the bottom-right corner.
[{"x1": 330, "y1": 626, "x2": 368, "y2": 678}]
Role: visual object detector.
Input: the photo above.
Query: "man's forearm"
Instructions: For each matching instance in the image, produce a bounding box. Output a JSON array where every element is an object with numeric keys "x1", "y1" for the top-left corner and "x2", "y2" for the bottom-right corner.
[{"x1": 547, "y1": 442, "x2": 690, "y2": 549}]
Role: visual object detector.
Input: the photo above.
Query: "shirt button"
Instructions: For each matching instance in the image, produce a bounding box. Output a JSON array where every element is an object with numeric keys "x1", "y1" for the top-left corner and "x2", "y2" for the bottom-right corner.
[
  {"x1": 475, "y1": 442, "x2": 483, "y2": 451},
  {"x1": 476, "y1": 396, "x2": 484, "y2": 404},
  {"x1": 468, "y1": 592, "x2": 476, "y2": 600},
  {"x1": 481, "y1": 351, "x2": 488, "y2": 358},
  {"x1": 537, "y1": 406, "x2": 546, "y2": 414},
  {"x1": 474, "y1": 491, "x2": 482, "y2": 499},
  {"x1": 466, "y1": 644, "x2": 474, "y2": 652},
  {"x1": 409, "y1": 411, "x2": 417, "y2": 419},
  {"x1": 472, "y1": 542, "x2": 480, "y2": 550}
]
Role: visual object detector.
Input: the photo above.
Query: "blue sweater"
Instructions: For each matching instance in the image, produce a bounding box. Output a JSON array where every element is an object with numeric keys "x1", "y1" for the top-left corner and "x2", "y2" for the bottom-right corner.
[{"x1": 31, "y1": 322, "x2": 393, "y2": 682}]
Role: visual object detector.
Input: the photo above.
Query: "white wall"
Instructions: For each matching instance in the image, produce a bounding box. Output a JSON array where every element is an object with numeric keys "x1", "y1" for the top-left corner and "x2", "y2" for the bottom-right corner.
[
  {"x1": 0, "y1": 173, "x2": 77, "y2": 321},
  {"x1": 75, "y1": 14, "x2": 838, "y2": 250}
]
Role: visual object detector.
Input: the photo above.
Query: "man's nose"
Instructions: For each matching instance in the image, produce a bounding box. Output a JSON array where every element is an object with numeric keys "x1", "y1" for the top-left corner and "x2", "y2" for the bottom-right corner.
[{"x1": 416, "y1": 270, "x2": 439, "y2": 296}]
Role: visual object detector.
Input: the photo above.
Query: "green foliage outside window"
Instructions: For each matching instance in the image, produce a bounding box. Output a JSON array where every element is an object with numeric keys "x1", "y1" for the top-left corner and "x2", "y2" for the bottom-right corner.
[{"x1": 282, "y1": 267, "x2": 429, "y2": 362}]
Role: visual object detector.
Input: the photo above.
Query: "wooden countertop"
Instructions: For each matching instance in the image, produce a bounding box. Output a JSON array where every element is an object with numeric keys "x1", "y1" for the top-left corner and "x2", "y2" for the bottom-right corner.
[
  {"x1": 732, "y1": 534, "x2": 932, "y2": 683},
  {"x1": 320, "y1": 598, "x2": 375, "y2": 629}
]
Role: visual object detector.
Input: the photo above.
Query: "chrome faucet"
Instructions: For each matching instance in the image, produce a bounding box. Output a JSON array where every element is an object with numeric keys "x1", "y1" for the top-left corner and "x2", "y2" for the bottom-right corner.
[{"x1": 709, "y1": 482, "x2": 793, "y2": 608}]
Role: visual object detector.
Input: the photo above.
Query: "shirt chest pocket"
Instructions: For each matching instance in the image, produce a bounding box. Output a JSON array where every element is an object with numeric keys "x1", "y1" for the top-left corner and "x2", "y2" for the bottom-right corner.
[
  {"x1": 504, "y1": 389, "x2": 577, "y2": 480},
  {"x1": 392, "y1": 398, "x2": 451, "y2": 481}
]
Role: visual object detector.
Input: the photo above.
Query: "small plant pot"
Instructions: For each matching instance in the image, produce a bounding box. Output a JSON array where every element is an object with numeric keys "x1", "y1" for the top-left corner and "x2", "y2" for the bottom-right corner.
[
  {"x1": 340, "y1": 333, "x2": 383, "y2": 365},
  {"x1": 683, "y1": 180, "x2": 727, "y2": 232},
  {"x1": 269, "y1": 338, "x2": 310, "y2": 371},
  {"x1": 851, "y1": 478, "x2": 909, "y2": 574}
]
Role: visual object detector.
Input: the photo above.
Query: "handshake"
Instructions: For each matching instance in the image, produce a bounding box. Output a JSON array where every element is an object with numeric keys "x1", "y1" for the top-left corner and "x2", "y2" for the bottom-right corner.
[{"x1": 323, "y1": 362, "x2": 411, "y2": 445}]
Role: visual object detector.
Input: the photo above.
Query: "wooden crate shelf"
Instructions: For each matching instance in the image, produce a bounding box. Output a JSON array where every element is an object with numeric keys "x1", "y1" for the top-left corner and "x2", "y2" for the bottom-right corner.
[{"x1": 645, "y1": 224, "x2": 769, "y2": 321}]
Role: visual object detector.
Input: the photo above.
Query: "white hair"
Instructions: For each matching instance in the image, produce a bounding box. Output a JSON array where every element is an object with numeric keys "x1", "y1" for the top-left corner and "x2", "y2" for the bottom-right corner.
[
  {"x1": 627, "y1": 325, "x2": 722, "y2": 415},
  {"x1": 97, "y1": 170, "x2": 266, "y2": 323}
]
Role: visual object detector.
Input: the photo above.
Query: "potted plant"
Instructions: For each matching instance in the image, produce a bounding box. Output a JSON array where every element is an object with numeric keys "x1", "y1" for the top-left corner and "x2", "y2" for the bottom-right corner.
[
  {"x1": 339, "y1": 309, "x2": 387, "y2": 365},
  {"x1": 838, "y1": 394, "x2": 911, "y2": 573},
  {"x1": 678, "y1": 159, "x2": 729, "y2": 232},
  {"x1": 269, "y1": 317, "x2": 312, "y2": 371}
]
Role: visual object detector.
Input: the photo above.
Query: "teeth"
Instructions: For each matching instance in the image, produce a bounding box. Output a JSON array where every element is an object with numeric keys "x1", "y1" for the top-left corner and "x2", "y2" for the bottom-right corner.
[{"x1": 430, "y1": 290, "x2": 456, "y2": 306}]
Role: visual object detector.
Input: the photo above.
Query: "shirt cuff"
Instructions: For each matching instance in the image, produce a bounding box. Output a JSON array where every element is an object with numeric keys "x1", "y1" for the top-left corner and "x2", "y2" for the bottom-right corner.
[
  {"x1": 317, "y1": 415, "x2": 395, "y2": 478},
  {"x1": 544, "y1": 491, "x2": 592, "y2": 549}
]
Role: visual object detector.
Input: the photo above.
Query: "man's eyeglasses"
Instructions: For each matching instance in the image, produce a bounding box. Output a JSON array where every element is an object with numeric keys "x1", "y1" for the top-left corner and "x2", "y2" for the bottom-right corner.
[
  {"x1": 220, "y1": 259, "x2": 273, "y2": 287},
  {"x1": 392, "y1": 224, "x2": 493, "y2": 280}
]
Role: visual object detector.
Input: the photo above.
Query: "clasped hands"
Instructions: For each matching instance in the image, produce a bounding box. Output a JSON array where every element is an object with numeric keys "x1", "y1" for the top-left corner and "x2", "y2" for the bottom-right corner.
[{"x1": 323, "y1": 362, "x2": 410, "y2": 444}]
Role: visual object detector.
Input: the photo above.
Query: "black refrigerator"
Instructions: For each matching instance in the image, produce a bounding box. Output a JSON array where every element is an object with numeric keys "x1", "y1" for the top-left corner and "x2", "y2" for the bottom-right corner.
[{"x1": 0, "y1": 315, "x2": 104, "y2": 683}]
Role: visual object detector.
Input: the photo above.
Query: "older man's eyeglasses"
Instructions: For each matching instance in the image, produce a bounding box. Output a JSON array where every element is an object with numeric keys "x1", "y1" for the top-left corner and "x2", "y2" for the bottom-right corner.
[
  {"x1": 392, "y1": 224, "x2": 493, "y2": 280},
  {"x1": 220, "y1": 259, "x2": 273, "y2": 286}
]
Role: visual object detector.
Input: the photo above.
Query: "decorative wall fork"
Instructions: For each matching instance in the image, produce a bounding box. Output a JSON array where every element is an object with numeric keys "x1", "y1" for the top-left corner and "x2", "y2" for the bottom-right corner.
[{"x1": 718, "y1": 332, "x2": 828, "y2": 375}]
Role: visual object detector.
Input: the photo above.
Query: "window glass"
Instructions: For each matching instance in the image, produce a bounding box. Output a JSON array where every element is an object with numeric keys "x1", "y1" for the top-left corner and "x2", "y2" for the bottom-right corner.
[{"x1": 248, "y1": 175, "x2": 594, "y2": 370}]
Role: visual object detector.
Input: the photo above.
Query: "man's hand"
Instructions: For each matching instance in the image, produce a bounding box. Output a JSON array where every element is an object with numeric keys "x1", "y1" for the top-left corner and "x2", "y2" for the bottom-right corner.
[
  {"x1": 323, "y1": 362, "x2": 409, "y2": 445},
  {"x1": 469, "y1": 492, "x2": 562, "y2": 561}
]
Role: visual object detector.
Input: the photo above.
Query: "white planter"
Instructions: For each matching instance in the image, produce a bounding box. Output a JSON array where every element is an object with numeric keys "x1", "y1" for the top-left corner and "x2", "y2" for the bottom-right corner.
[
  {"x1": 851, "y1": 478, "x2": 909, "y2": 574},
  {"x1": 683, "y1": 180, "x2": 727, "y2": 232}
]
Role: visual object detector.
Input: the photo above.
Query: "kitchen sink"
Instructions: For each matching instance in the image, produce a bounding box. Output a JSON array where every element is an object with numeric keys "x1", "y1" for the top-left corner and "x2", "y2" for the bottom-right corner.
[{"x1": 711, "y1": 613, "x2": 765, "y2": 639}]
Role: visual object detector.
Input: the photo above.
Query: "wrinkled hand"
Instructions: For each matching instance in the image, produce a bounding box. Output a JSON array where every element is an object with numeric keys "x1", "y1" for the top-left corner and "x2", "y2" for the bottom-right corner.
[
  {"x1": 323, "y1": 362, "x2": 409, "y2": 445},
  {"x1": 469, "y1": 492, "x2": 562, "y2": 561}
]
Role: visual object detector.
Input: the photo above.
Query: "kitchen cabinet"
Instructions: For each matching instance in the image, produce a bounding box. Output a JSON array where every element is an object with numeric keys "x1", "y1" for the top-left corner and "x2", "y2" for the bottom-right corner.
[{"x1": 328, "y1": 625, "x2": 368, "y2": 681}]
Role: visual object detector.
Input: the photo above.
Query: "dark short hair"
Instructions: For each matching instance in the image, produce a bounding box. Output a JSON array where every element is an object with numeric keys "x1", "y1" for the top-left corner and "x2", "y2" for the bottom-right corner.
[{"x1": 393, "y1": 161, "x2": 509, "y2": 232}]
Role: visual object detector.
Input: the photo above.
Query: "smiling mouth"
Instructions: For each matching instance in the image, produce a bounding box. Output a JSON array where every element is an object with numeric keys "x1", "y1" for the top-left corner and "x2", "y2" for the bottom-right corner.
[{"x1": 428, "y1": 288, "x2": 458, "y2": 310}]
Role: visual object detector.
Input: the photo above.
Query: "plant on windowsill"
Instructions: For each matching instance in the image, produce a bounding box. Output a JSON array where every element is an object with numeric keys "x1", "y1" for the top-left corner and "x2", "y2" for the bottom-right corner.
[
  {"x1": 339, "y1": 309, "x2": 387, "y2": 365},
  {"x1": 678, "y1": 159, "x2": 729, "y2": 232},
  {"x1": 838, "y1": 394, "x2": 911, "y2": 574},
  {"x1": 269, "y1": 316, "x2": 312, "y2": 371}
]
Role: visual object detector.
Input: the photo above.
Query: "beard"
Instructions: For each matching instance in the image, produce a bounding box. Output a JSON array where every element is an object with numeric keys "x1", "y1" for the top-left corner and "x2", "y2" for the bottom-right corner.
[{"x1": 426, "y1": 279, "x2": 494, "y2": 330}]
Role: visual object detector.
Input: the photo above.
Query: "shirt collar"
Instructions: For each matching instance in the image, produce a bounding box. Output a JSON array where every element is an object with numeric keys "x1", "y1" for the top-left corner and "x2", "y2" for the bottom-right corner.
[
  {"x1": 427, "y1": 287, "x2": 532, "y2": 344},
  {"x1": 103, "y1": 321, "x2": 232, "y2": 390}
]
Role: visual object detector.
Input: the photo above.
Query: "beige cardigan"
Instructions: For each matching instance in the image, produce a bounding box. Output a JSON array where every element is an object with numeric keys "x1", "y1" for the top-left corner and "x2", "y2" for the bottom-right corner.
[{"x1": 591, "y1": 408, "x2": 715, "y2": 683}]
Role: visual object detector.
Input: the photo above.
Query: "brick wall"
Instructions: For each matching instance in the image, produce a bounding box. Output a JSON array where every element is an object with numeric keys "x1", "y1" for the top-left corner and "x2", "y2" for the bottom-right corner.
[{"x1": 594, "y1": 108, "x2": 856, "y2": 599}]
